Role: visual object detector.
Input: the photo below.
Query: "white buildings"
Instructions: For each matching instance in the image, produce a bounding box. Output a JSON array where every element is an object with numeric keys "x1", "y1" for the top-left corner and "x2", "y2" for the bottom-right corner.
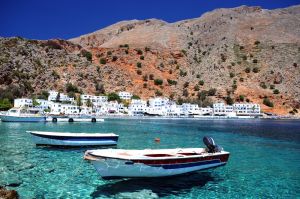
[
  {"x1": 233, "y1": 103, "x2": 260, "y2": 116},
  {"x1": 14, "y1": 98, "x2": 32, "y2": 108},
  {"x1": 48, "y1": 90, "x2": 74, "y2": 103},
  {"x1": 128, "y1": 99, "x2": 147, "y2": 115},
  {"x1": 49, "y1": 103, "x2": 92, "y2": 115},
  {"x1": 147, "y1": 97, "x2": 170, "y2": 116},
  {"x1": 213, "y1": 103, "x2": 234, "y2": 116},
  {"x1": 118, "y1": 92, "x2": 132, "y2": 100},
  {"x1": 213, "y1": 102, "x2": 260, "y2": 116},
  {"x1": 36, "y1": 99, "x2": 51, "y2": 110},
  {"x1": 80, "y1": 94, "x2": 108, "y2": 107},
  {"x1": 12, "y1": 90, "x2": 261, "y2": 117},
  {"x1": 182, "y1": 103, "x2": 201, "y2": 115}
]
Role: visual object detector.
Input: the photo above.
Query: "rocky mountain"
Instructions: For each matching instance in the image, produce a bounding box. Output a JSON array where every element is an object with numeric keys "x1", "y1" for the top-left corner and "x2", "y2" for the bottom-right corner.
[{"x1": 1, "y1": 5, "x2": 300, "y2": 115}]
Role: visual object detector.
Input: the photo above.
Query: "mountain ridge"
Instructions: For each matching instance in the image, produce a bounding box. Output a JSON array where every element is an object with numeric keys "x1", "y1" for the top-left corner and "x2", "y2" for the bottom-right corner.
[{"x1": 0, "y1": 5, "x2": 299, "y2": 115}]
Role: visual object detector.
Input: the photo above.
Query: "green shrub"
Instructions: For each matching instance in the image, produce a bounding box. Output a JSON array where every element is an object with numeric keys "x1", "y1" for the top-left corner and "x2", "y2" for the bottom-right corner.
[
  {"x1": 66, "y1": 83, "x2": 79, "y2": 93},
  {"x1": 194, "y1": 85, "x2": 199, "y2": 91},
  {"x1": 136, "y1": 49, "x2": 143, "y2": 55},
  {"x1": 180, "y1": 70, "x2": 187, "y2": 77},
  {"x1": 208, "y1": 88, "x2": 217, "y2": 96},
  {"x1": 167, "y1": 79, "x2": 177, "y2": 85},
  {"x1": 181, "y1": 49, "x2": 187, "y2": 56},
  {"x1": 140, "y1": 56, "x2": 144, "y2": 60},
  {"x1": 112, "y1": 56, "x2": 118, "y2": 61},
  {"x1": 260, "y1": 82, "x2": 267, "y2": 89},
  {"x1": 155, "y1": 90, "x2": 163, "y2": 96},
  {"x1": 136, "y1": 62, "x2": 142, "y2": 68},
  {"x1": 226, "y1": 96, "x2": 234, "y2": 105},
  {"x1": 107, "y1": 51, "x2": 112, "y2": 56},
  {"x1": 263, "y1": 98, "x2": 274, "y2": 107},
  {"x1": 253, "y1": 67, "x2": 259, "y2": 73},
  {"x1": 239, "y1": 95, "x2": 245, "y2": 101},
  {"x1": 145, "y1": 47, "x2": 150, "y2": 52},
  {"x1": 230, "y1": 72, "x2": 235, "y2": 78},
  {"x1": 254, "y1": 40, "x2": 260, "y2": 45},
  {"x1": 100, "y1": 58, "x2": 106, "y2": 64},
  {"x1": 196, "y1": 74, "x2": 200, "y2": 78},
  {"x1": 253, "y1": 59, "x2": 258, "y2": 64},
  {"x1": 108, "y1": 93, "x2": 120, "y2": 102},
  {"x1": 143, "y1": 83, "x2": 147, "y2": 88},
  {"x1": 154, "y1": 79, "x2": 163, "y2": 85},
  {"x1": 239, "y1": 77, "x2": 244, "y2": 82},
  {"x1": 273, "y1": 89, "x2": 280, "y2": 94},
  {"x1": 0, "y1": 98, "x2": 13, "y2": 111},
  {"x1": 131, "y1": 95, "x2": 140, "y2": 99},
  {"x1": 245, "y1": 67, "x2": 251, "y2": 73},
  {"x1": 199, "y1": 80, "x2": 204, "y2": 86},
  {"x1": 124, "y1": 44, "x2": 129, "y2": 48},
  {"x1": 270, "y1": 85, "x2": 275, "y2": 89},
  {"x1": 81, "y1": 50, "x2": 92, "y2": 62}
]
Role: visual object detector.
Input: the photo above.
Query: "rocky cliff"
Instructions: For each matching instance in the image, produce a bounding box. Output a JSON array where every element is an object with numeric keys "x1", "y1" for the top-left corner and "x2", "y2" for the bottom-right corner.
[{"x1": 1, "y1": 5, "x2": 299, "y2": 115}]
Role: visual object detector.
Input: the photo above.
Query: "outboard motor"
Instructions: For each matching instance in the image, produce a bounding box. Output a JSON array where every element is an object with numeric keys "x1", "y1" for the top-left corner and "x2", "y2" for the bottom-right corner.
[{"x1": 203, "y1": 136, "x2": 223, "y2": 153}]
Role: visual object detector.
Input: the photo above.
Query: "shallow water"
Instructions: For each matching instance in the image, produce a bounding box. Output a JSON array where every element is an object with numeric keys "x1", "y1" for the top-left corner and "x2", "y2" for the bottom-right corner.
[{"x1": 0, "y1": 119, "x2": 299, "y2": 198}]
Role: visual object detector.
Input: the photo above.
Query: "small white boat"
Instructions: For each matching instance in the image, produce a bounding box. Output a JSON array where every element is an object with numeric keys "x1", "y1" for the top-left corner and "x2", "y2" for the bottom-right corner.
[
  {"x1": 27, "y1": 131, "x2": 118, "y2": 146},
  {"x1": 1, "y1": 108, "x2": 46, "y2": 122},
  {"x1": 84, "y1": 137, "x2": 230, "y2": 179}
]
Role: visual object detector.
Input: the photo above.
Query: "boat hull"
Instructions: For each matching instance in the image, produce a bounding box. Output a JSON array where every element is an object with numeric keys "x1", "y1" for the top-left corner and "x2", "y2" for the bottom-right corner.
[
  {"x1": 87, "y1": 152, "x2": 229, "y2": 178},
  {"x1": 29, "y1": 132, "x2": 118, "y2": 146},
  {"x1": 0, "y1": 115, "x2": 46, "y2": 122}
]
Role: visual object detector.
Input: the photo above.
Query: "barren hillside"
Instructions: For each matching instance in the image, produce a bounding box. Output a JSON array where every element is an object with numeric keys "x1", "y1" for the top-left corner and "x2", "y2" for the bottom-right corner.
[{"x1": 1, "y1": 5, "x2": 299, "y2": 115}]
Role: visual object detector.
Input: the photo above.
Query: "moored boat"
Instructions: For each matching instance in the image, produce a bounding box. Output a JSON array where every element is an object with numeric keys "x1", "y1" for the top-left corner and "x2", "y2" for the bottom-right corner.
[
  {"x1": 27, "y1": 131, "x2": 118, "y2": 146},
  {"x1": 84, "y1": 137, "x2": 230, "y2": 179},
  {"x1": 0, "y1": 108, "x2": 46, "y2": 122}
]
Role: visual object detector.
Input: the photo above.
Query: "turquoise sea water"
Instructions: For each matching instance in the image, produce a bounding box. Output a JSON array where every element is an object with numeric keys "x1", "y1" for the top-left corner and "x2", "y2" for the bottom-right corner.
[{"x1": 0, "y1": 119, "x2": 300, "y2": 199}]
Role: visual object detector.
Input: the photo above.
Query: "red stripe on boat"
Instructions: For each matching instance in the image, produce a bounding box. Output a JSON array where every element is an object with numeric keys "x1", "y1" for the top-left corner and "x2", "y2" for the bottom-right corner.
[{"x1": 133, "y1": 154, "x2": 229, "y2": 165}]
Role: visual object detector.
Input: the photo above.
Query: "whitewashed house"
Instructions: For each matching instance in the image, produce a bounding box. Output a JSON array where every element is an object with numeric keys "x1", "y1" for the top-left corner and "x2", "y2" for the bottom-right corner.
[
  {"x1": 213, "y1": 103, "x2": 234, "y2": 116},
  {"x1": 36, "y1": 99, "x2": 51, "y2": 110},
  {"x1": 48, "y1": 90, "x2": 74, "y2": 103},
  {"x1": 147, "y1": 97, "x2": 170, "y2": 116},
  {"x1": 199, "y1": 107, "x2": 213, "y2": 115},
  {"x1": 80, "y1": 94, "x2": 108, "y2": 107},
  {"x1": 128, "y1": 99, "x2": 147, "y2": 115},
  {"x1": 166, "y1": 104, "x2": 182, "y2": 116},
  {"x1": 233, "y1": 103, "x2": 260, "y2": 116},
  {"x1": 49, "y1": 103, "x2": 91, "y2": 115},
  {"x1": 182, "y1": 103, "x2": 201, "y2": 115},
  {"x1": 118, "y1": 92, "x2": 132, "y2": 100},
  {"x1": 14, "y1": 98, "x2": 32, "y2": 108}
]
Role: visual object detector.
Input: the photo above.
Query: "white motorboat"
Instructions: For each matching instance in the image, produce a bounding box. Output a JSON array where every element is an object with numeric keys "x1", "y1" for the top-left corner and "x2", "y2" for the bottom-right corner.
[
  {"x1": 0, "y1": 108, "x2": 46, "y2": 122},
  {"x1": 84, "y1": 137, "x2": 230, "y2": 179},
  {"x1": 27, "y1": 131, "x2": 118, "y2": 146}
]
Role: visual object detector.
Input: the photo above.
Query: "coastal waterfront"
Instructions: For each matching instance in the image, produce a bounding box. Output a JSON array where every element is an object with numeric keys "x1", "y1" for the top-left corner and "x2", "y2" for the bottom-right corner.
[{"x1": 0, "y1": 119, "x2": 299, "y2": 198}]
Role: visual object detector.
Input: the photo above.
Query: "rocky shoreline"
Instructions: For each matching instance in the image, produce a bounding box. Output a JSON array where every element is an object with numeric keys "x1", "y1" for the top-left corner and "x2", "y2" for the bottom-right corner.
[{"x1": 0, "y1": 186, "x2": 18, "y2": 199}]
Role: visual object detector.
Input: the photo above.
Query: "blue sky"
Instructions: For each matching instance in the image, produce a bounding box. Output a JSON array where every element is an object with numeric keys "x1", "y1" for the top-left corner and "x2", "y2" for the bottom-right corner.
[{"x1": 1, "y1": 0, "x2": 299, "y2": 40}]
